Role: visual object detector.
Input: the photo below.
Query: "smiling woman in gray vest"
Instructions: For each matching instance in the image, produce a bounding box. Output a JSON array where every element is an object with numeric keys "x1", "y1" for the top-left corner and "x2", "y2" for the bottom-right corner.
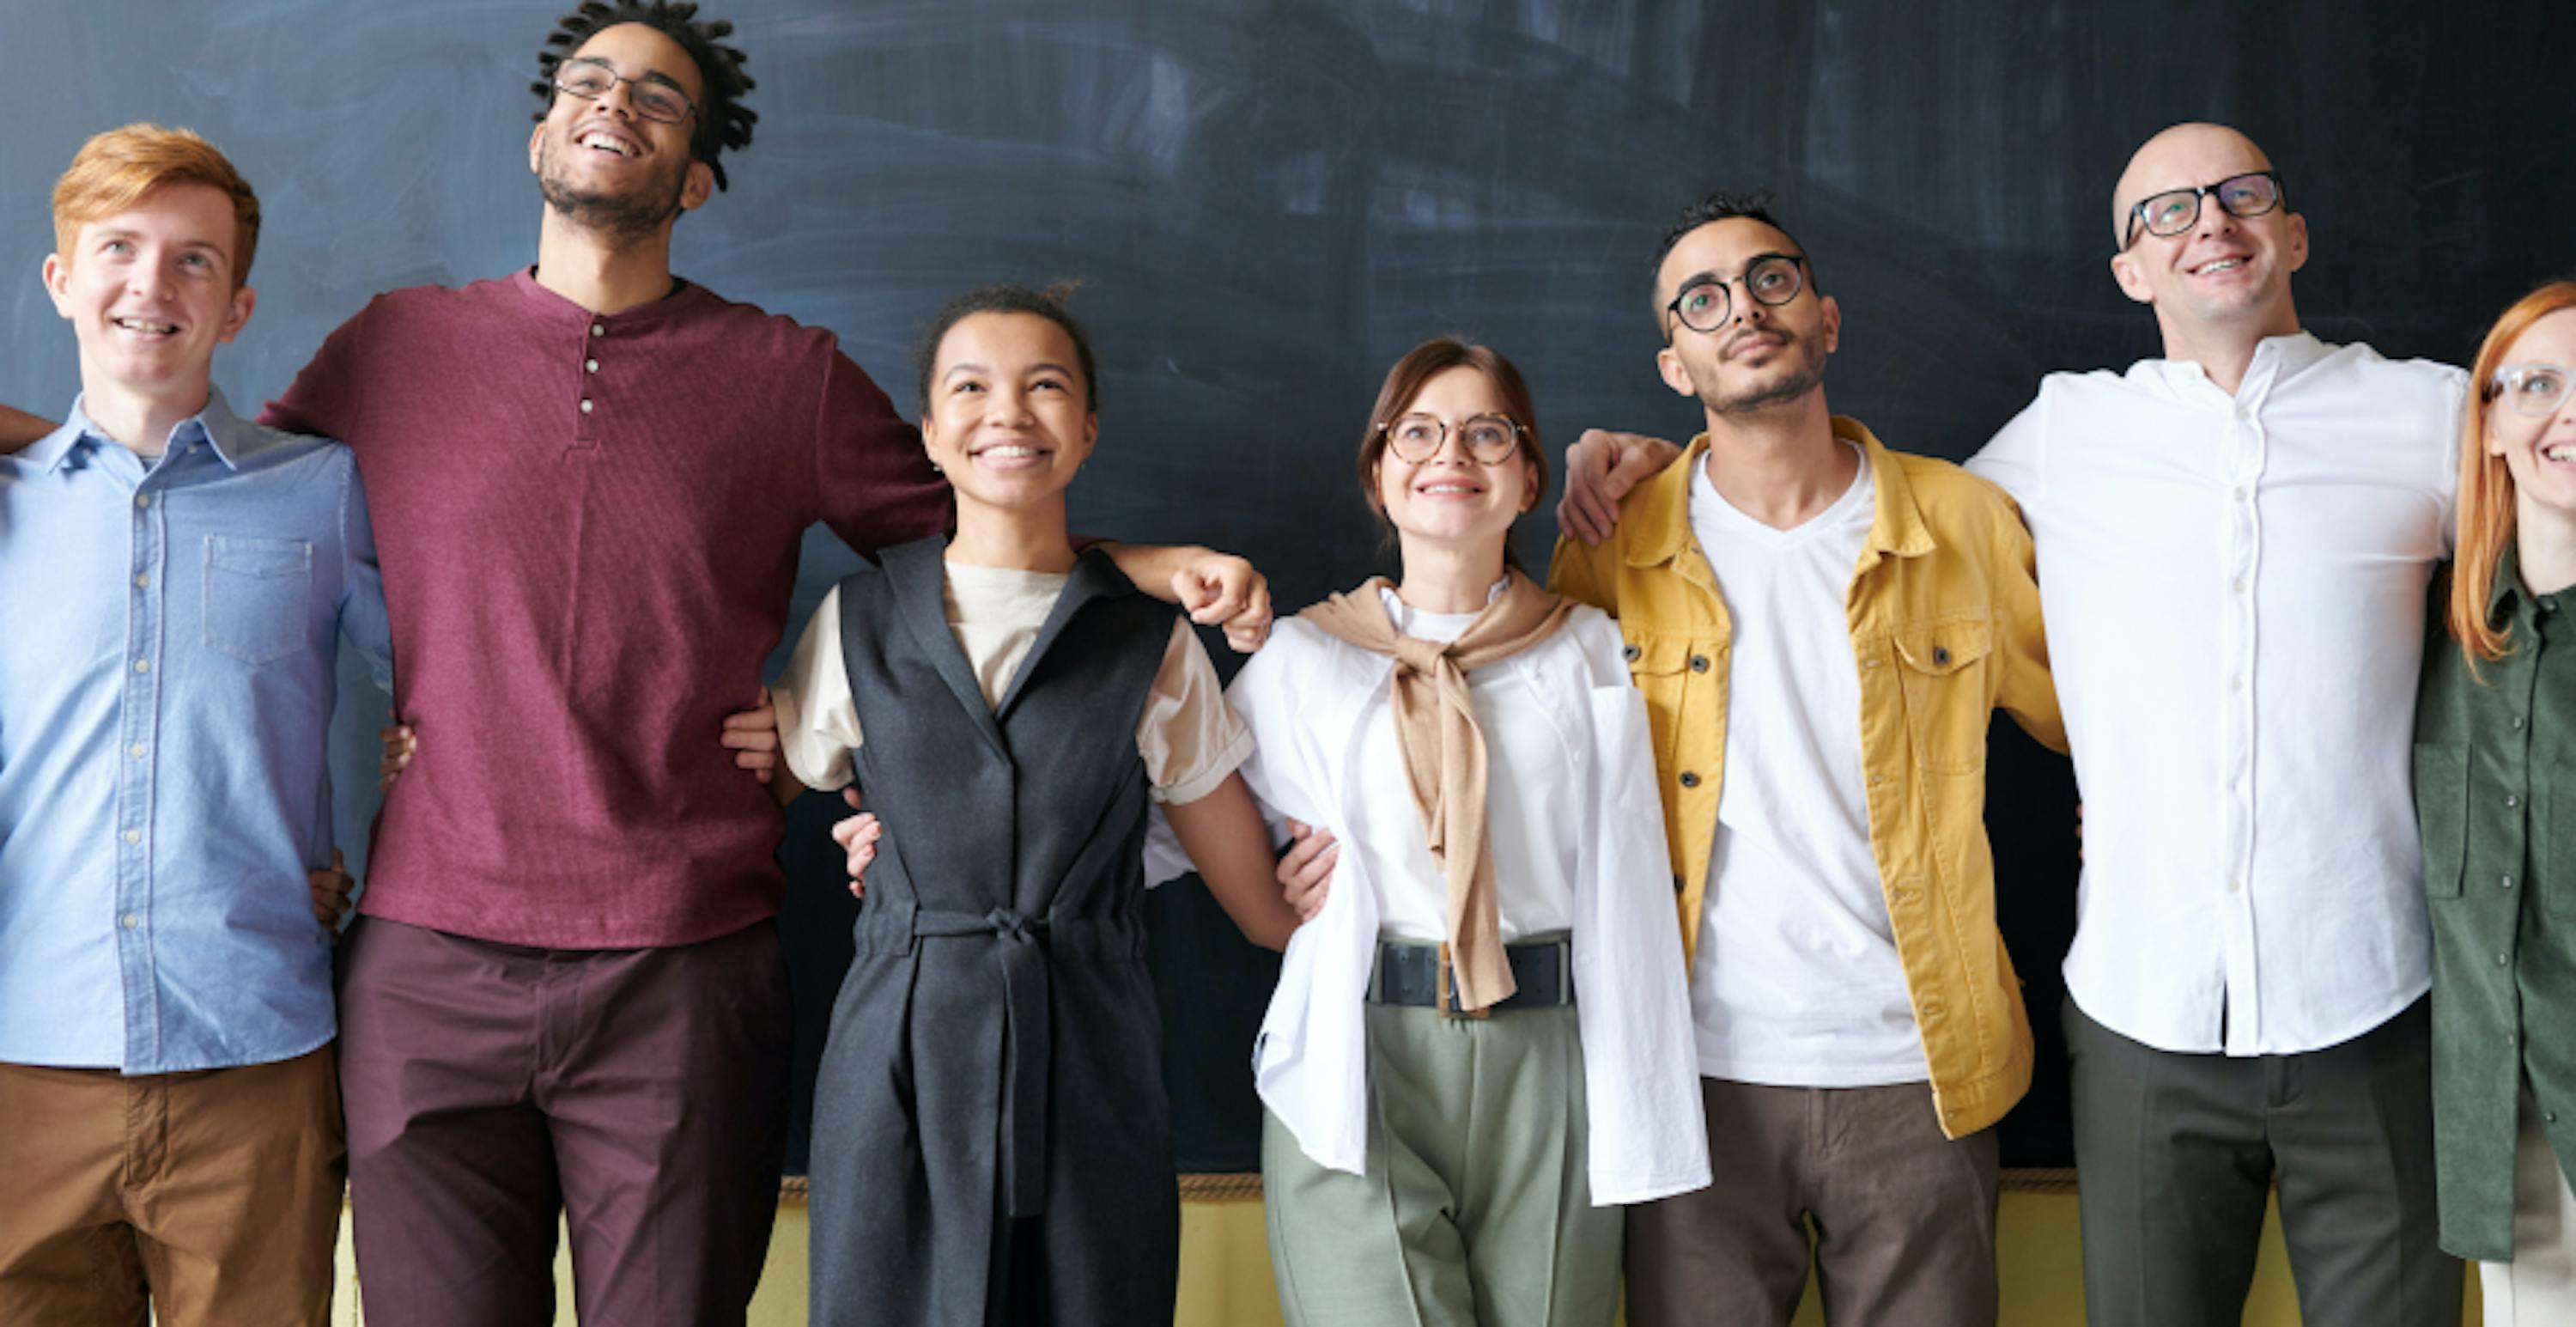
[
  {"x1": 764, "y1": 284, "x2": 1313, "y2": 1326},
  {"x1": 1191, "y1": 339, "x2": 1710, "y2": 1326}
]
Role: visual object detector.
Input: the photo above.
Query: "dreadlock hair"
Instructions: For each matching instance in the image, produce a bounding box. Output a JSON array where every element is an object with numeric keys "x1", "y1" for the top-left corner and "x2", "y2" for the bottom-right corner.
[{"x1": 532, "y1": 1, "x2": 757, "y2": 192}]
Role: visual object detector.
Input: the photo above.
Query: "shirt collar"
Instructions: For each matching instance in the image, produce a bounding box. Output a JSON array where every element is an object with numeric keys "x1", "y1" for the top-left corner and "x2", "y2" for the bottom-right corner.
[
  {"x1": 1626, "y1": 414, "x2": 1934, "y2": 568},
  {"x1": 2493, "y1": 539, "x2": 2535, "y2": 624},
  {"x1": 2139, "y1": 330, "x2": 2334, "y2": 405},
  {"x1": 46, "y1": 387, "x2": 261, "y2": 473}
]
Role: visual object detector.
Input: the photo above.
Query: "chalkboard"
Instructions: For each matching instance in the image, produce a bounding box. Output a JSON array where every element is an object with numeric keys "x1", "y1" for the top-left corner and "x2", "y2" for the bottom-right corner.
[{"x1": 7, "y1": 0, "x2": 2571, "y2": 1176}]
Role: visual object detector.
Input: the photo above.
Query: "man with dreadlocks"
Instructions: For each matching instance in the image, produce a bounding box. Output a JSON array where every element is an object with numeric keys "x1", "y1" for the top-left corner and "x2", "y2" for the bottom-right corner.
[{"x1": 0, "y1": 3, "x2": 1270, "y2": 1324}]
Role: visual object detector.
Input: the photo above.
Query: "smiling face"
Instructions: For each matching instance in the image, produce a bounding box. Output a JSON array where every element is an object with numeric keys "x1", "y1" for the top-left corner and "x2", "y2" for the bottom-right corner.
[
  {"x1": 528, "y1": 22, "x2": 714, "y2": 242},
  {"x1": 1371, "y1": 365, "x2": 1538, "y2": 557},
  {"x1": 1653, "y1": 216, "x2": 1839, "y2": 417},
  {"x1": 45, "y1": 181, "x2": 255, "y2": 410},
  {"x1": 2488, "y1": 308, "x2": 2576, "y2": 522},
  {"x1": 2108, "y1": 124, "x2": 2307, "y2": 338},
  {"x1": 920, "y1": 311, "x2": 1098, "y2": 513}
]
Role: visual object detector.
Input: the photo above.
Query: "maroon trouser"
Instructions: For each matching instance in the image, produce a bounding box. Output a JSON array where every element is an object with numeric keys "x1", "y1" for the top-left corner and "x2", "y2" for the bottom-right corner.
[{"x1": 335, "y1": 916, "x2": 793, "y2": 1327}]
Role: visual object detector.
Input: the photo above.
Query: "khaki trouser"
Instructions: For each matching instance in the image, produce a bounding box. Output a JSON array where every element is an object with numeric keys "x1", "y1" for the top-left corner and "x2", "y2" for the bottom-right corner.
[
  {"x1": 0, "y1": 1045, "x2": 343, "y2": 1327},
  {"x1": 1624, "y1": 1078, "x2": 2001, "y2": 1327},
  {"x1": 1263, "y1": 1001, "x2": 1620, "y2": 1327}
]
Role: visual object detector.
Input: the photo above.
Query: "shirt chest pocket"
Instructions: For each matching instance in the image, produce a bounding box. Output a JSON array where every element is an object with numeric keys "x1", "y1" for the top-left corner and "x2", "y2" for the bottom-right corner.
[
  {"x1": 204, "y1": 535, "x2": 313, "y2": 666},
  {"x1": 1890, "y1": 618, "x2": 1993, "y2": 774},
  {"x1": 2412, "y1": 744, "x2": 2466, "y2": 899},
  {"x1": 1619, "y1": 629, "x2": 1713, "y2": 770}
]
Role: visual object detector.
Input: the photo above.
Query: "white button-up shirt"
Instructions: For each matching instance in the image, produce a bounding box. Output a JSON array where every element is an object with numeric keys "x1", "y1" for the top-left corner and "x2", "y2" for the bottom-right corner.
[
  {"x1": 1969, "y1": 332, "x2": 2464, "y2": 1056},
  {"x1": 1152, "y1": 603, "x2": 1710, "y2": 1204}
]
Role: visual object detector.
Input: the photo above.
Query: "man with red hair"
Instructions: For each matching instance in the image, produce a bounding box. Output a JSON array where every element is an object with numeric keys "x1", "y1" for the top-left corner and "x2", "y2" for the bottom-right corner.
[{"x1": 0, "y1": 123, "x2": 387, "y2": 1327}]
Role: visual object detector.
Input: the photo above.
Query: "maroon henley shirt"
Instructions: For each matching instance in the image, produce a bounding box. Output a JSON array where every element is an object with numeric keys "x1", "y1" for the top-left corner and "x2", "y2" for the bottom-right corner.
[{"x1": 264, "y1": 270, "x2": 951, "y2": 948}]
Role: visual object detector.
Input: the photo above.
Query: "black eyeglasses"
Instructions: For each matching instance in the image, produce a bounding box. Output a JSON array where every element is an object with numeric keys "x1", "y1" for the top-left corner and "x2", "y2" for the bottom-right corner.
[
  {"x1": 2120, "y1": 171, "x2": 2286, "y2": 252},
  {"x1": 1664, "y1": 253, "x2": 1807, "y2": 337},
  {"x1": 552, "y1": 58, "x2": 697, "y2": 125},
  {"x1": 1379, "y1": 412, "x2": 1525, "y2": 465}
]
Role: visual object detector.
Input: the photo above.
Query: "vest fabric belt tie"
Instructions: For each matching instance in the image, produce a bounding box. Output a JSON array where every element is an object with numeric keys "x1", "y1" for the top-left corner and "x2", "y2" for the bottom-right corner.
[{"x1": 910, "y1": 907, "x2": 1138, "y2": 1220}]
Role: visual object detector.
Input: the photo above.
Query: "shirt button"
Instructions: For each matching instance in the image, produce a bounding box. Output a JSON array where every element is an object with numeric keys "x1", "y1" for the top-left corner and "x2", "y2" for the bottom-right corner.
[
  {"x1": 1933, "y1": 646, "x2": 1952, "y2": 667},
  {"x1": 1622, "y1": 643, "x2": 1641, "y2": 662},
  {"x1": 1671, "y1": 874, "x2": 1685, "y2": 894},
  {"x1": 2233, "y1": 485, "x2": 2249, "y2": 502},
  {"x1": 134, "y1": 573, "x2": 149, "y2": 589},
  {"x1": 123, "y1": 829, "x2": 141, "y2": 844},
  {"x1": 129, "y1": 743, "x2": 147, "y2": 759},
  {"x1": 2228, "y1": 877, "x2": 2243, "y2": 893},
  {"x1": 120, "y1": 913, "x2": 139, "y2": 930},
  {"x1": 591, "y1": 323, "x2": 605, "y2": 338},
  {"x1": 1864, "y1": 657, "x2": 1883, "y2": 669},
  {"x1": 2550, "y1": 1111, "x2": 2561, "y2": 1124},
  {"x1": 2513, "y1": 715, "x2": 2528, "y2": 731},
  {"x1": 2505, "y1": 875, "x2": 2518, "y2": 891},
  {"x1": 2507, "y1": 794, "x2": 2521, "y2": 809},
  {"x1": 585, "y1": 358, "x2": 599, "y2": 373},
  {"x1": 133, "y1": 658, "x2": 149, "y2": 673},
  {"x1": 1689, "y1": 654, "x2": 1710, "y2": 673},
  {"x1": 2499, "y1": 953, "x2": 2512, "y2": 967},
  {"x1": 2230, "y1": 676, "x2": 2245, "y2": 693},
  {"x1": 135, "y1": 494, "x2": 151, "y2": 508},
  {"x1": 580, "y1": 399, "x2": 595, "y2": 414},
  {"x1": 1679, "y1": 771, "x2": 1701, "y2": 788}
]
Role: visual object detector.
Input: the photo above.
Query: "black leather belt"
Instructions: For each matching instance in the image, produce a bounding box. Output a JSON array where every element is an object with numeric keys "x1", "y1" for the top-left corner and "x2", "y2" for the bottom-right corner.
[{"x1": 1369, "y1": 935, "x2": 1575, "y2": 1017}]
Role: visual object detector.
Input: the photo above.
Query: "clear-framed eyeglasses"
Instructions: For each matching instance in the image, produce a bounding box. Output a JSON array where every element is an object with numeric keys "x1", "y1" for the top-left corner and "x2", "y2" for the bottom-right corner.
[
  {"x1": 1380, "y1": 412, "x2": 1525, "y2": 465},
  {"x1": 2120, "y1": 171, "x2": 2286, "y2": 251},
  {"x1": 2489, "y1": 362, "x2": 2576, "y2": 420},
  {"x1": 552, "y1": 57, "x2": 697, "y2": 125},
  {"x1": 1665, "y1": 253, "x2": 1807, "y2": 337}
]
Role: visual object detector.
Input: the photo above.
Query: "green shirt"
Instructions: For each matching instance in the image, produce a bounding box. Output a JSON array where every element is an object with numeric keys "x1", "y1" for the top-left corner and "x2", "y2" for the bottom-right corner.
[{"x1": 2415, "y1": 547, "x2": 2576, "y2": 1262}]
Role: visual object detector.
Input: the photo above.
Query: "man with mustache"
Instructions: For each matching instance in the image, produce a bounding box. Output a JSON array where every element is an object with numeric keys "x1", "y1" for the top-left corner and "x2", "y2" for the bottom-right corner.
[
  {"x1": 1558, "y1": 125, "x2": 2468, "y2": 1326},
  {"x1": 1543, "y1": 192, "x2": 2062, "y2": 1326},
  {"x1": 3, "y1": 3, "x2": 1269, "y2": 1324}
]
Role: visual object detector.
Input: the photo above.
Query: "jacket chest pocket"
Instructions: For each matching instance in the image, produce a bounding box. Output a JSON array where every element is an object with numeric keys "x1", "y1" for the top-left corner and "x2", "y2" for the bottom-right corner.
[
  {"x1": 2547, "y1": 777, "x2": 2576, "y2": 921},
  {"x1": 2412, "y1": 744, "x2": 2466, "y2": 899},
  {"x1": 1619, "y1": 629, "x2": 1712, "y2": 770},
  {"x1": 1890, "y1": 619, "x2": 1993, "y2": 774},
  {"x1": 204, "y1": 535, "x2": 313, "y2": 666}
]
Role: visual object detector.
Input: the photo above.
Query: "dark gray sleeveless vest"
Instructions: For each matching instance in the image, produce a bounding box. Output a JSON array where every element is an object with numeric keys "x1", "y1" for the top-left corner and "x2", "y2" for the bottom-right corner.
[{"x1": 809, "y1": 538, "x2": 1181, "y2": 1327}]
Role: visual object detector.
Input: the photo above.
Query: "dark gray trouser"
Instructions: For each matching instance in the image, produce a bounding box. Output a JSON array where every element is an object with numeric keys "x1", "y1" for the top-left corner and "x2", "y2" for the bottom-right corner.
[
  {"x1": 2065, "y1": 995, "x2": 2462, "y2": 1327},
  {"x1": 1623, "y1": 1079, "x2": 2000, "y2": 1327}
]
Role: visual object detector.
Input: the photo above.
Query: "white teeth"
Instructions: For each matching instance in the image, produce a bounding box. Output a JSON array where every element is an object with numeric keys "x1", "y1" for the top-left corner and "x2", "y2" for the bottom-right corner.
[
  {"x1": 113, "y1": 317, "x2": 177, "y2": 334},
  {"x1": 2196, "y1": 258, "x2": 2244, "y2": 274},
  {"x1": 579, "y1": 133, "x2": 635, "y2": 156},
  {"x1": 1419, "y1": 484, "x2": 1479, "y2": 495},
  {"x1": 981, "y1": 445, "x2": 1042, "y2": 460},
  {"x1": 2547, "y1": 445, "x2": 2573, "y2": 463}
]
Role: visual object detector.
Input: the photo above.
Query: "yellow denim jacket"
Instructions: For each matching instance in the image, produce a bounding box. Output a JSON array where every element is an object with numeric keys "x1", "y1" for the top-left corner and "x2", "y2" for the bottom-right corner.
[{"x1": 1548, "y1": 418, "x2": 2063, "y2": 1138}]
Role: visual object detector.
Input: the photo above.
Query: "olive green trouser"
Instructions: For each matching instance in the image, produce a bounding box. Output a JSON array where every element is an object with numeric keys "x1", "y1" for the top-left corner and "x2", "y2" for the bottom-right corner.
[{"x1": 1262, "y1": 1000, "x2": 1621, "y2": 1327}]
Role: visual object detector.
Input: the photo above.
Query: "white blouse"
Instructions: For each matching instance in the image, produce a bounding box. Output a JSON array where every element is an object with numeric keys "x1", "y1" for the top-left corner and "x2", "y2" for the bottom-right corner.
[{"x1": 1157, "y1": 599, "x2": 1710, "y2": 1206}]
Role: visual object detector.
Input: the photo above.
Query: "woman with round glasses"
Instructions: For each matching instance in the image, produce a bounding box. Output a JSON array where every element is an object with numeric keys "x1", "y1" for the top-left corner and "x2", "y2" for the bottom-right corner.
[
  {"x1": 2414, "y1": 279, "x2": 2576, "y2": 1323},
  {"x1": 1188, "y1": 338, "x2": 1707, "y2": 1325}
]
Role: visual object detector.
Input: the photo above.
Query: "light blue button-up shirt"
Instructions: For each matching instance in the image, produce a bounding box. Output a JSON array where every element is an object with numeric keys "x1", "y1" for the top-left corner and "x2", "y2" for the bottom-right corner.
[{"x1": 0, "y1": 388, "x2": 392, "y2": 1073}]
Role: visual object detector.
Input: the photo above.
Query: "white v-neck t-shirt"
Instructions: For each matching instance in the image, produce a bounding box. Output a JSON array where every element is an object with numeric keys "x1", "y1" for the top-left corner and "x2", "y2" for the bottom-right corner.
[{"x1": 1687, "y1": 447, "x2": 1927, "y2": 1086}]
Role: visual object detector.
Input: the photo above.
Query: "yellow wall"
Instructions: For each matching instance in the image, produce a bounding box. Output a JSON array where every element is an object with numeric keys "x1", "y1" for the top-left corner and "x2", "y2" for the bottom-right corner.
[{"x1": 328, "y1": 1190, "x2": 2479, "y2": 1324}]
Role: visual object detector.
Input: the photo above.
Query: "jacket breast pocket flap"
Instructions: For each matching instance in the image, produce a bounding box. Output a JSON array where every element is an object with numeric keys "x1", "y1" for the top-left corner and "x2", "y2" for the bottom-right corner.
[{"x1": 1891, "y1": 619, "x2": 1994, "y2": 773}]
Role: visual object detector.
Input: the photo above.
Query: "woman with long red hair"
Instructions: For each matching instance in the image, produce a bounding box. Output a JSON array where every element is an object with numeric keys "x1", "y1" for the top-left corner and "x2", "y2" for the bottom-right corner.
[{"x1": 2415, "y1": 279, "x2": 2576, "y2": 1323}]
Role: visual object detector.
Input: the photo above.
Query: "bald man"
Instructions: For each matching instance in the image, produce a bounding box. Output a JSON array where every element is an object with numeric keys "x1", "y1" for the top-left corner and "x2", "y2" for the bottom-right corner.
[
  {"x1": 1556, "y1": 123, "x2": 2466, "y2": 1324},
  {"x1": 1959, "y1": 121, "x2": 2464, "y2": 1326}
]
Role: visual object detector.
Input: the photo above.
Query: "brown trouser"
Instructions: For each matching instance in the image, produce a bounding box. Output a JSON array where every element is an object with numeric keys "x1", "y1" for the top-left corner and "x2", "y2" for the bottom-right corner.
[
  {"x1": 0, "y1": 1046, "x2": 344, "y2": 1327},
  {"x1": 336, "y1": 916, "x2": 793, "y2": 1327},
  {"x1": 1624, "y1": 1078, "x2": 2001, "y2": 1327}
]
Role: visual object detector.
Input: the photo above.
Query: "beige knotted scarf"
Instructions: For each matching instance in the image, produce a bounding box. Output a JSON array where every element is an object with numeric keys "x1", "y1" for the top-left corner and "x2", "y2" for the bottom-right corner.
[{"x1": 1299, "y1": 570, "x2": 1576, "y2": 1011}]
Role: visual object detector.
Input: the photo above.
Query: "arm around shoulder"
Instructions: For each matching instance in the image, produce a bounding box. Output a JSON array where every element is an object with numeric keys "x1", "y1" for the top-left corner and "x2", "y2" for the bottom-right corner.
[{"x1": 0, "y1": 403, "x2": 57, "y2": 451}]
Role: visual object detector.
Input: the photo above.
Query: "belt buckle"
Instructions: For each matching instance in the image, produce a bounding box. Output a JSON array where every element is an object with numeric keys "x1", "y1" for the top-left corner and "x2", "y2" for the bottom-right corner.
[{"x1": 1434, "y1": 942, "x2": 1490, "y2": 1020}]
